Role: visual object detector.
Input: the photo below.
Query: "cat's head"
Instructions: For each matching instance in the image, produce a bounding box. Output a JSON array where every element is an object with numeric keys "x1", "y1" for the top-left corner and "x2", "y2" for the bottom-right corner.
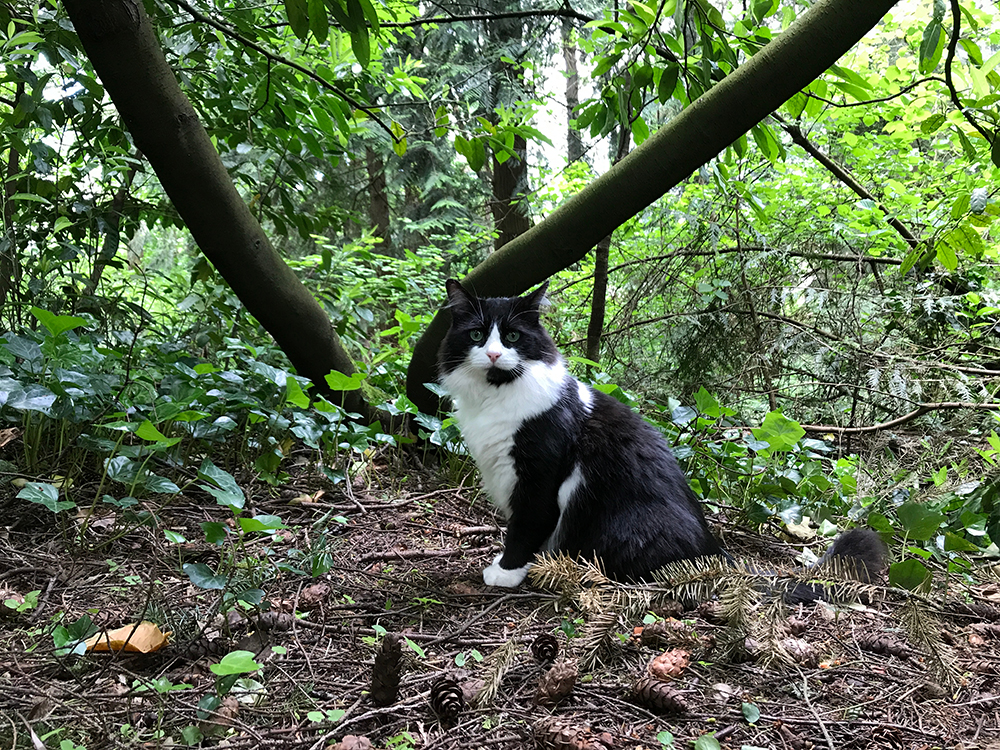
[{"x1": 438, "y1": 279, "x2": 558, "y2": 386}]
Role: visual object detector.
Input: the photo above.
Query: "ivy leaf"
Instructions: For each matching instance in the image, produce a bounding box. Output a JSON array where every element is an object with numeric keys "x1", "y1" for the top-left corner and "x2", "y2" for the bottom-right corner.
[
  {"x1": 210, "y1": 650, "x2": 262, "y2": 675},
  {"x1": 888, "y1": 559, "x2": 931, "y2": 591},
  {"x1": 30, "y1": 307, "x2": 88, "y2": 338},
  {"x1": 897, "y1": 501, "x2": 946, "y2": 540},
  {"x1": 17, "y1": 482, "x2": 75, "y2": 513},
  {"x1": 183, "y1": 562, "x2": 227, "y2": 590},
  {"x1": 752, "y1": 410, "x2": 804, "y2": 452}
]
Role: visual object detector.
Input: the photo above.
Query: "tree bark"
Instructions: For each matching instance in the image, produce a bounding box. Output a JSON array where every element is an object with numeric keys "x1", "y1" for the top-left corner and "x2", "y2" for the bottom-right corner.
[
  {"x1": 0, "y1": 80, "x2": 24, "y2": 317},
  {"x1": 585, "y1": 125, "x2": 631, "y2": 364},
  {"x1": 407, "y1": 0, "x2": 903, "y2": 414},
  {"x1": 63, "y1": 0, "x2": 373, "y2": 420},
  {"x1": 365, "y1": 145, "x2": 392, "y2": 254},
  {"x1": 85, "y1": 159, "x2": 139, "y2": 295},
  {"x1": 562, "y1": 19, "x2": 584, "y2": 165}
]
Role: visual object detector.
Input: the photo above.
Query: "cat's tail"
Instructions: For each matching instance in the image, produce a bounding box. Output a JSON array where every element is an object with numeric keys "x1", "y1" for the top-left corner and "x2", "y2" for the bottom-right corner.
[{"x1": 784, "y1": 528, "x2": 888, "y2": 605}]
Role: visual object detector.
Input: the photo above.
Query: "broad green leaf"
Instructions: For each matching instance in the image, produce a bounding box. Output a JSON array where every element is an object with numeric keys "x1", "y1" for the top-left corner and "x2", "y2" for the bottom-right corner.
[
  {"x1": 741, "y1": 701, "x2": 761, "y2": 723},
  {"x1": 197, "y1": 459, "x2": 245, "y2": 510},
  {"x1": 183, "y1": 562, "x2": 227, "y2": 590},
  {"x1": 135, "y1": 419, "x2": 181, "y2": 446},
  {"x1": 888, "y1": 559, "x2": 930, "y2": 591},
  {"x1": 283, "y1": 0, "x2": 309, "y2": 41},
  {"x1": 53, "y1": 216, "x2": 73, "y2": 233},
  {"x1": 17, "y1": 482, "x2": 75, "y2": 513},
  {"x1": 238, "y1": 514, "x2": 286, "y2": 533},
  {"x1": 918, "y1": 20, "x2": 944, "y2": 74},
  {"x1": 693, "y1": 735, "x2": 721, "y2": 750},
  {"x1": 30, "y1": 307, "x2": 88, "y2": 337},
  {"x1": 693, "y1": 386, "x2": 720, "y2": 418},
  {"x1": 897, "y1": 501, "x2": 945, "y2": 540},
  {"x1": 752, "y1": 410, "x2": 804, "y2": 452},
  {"x1": 285, "y1": 377, "x2": 310, "y2": 408},
  {"x1": 391, "y1": 121, "x2": 407, "y2": 156},
  {"x1": 935, "y1": 237, "x2": 958, "y2": 271},
  {"x1": 346, "y1": 0, "x2": 370, "y2": 66},
  {"x1": 210, "y1": 650, "x2": 262, "y2": 675},
  {"x1": 307, "y1": 0, "x2": 328, "y2": 42},
  {"x1": 325, "y1": 370, "x2": 366, "y2": 391}
]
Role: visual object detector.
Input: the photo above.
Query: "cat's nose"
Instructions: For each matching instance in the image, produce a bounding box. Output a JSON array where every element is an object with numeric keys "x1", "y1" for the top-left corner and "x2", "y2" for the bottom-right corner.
[{"x1": 487, "y1": 351, "x2": 501, "y2": 363}]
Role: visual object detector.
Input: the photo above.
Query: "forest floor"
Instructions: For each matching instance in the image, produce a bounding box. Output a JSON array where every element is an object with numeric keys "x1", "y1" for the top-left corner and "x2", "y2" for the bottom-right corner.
[{"x1": 2, "y1": 447, "x2": 1000, "y2": 750}]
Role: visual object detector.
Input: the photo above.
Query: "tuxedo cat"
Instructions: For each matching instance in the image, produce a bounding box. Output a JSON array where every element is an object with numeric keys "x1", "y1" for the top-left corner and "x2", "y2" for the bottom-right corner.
[{"x1": 437, "y1": 279, "x2": 885, "y2": 589}]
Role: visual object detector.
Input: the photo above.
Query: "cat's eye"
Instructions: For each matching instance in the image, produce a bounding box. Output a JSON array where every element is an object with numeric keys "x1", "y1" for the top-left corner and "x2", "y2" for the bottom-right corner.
[
  {"x1": 470, "y1": 330, "x2": 484, "y2": 342},
  {"x1": 505, "y1": 331, "x2": 520, "y2": 343}
]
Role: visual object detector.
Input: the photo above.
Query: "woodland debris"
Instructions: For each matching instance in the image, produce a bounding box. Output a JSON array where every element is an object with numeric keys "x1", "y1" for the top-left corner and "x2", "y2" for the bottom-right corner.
[
  {"x1": 970, "y1": 622, "x2": 1000, "y2": 639},
  {"x1": 647, "y1": 648, "x2": 690, "y2": 680},
  {"x1": 785, "y1": 616, "x2": 809, "y2": 636},
  {"x1": 532, "y1": 716, "x2": 615, "y2": 750},
  {"x1": 429, "y1": 675, "x2": 464, "y2": 725},
  {"x1": 256, "y1": 610, "x2": 294, "y2": 631},
  {"x1": 632, "y1": 677, "x2": 688, "y2": 714},
  {"x1": 531, "y1": 632, "x2": 560, "y2": 663},
  {"x1": 298, "y1": 582, "x2": 332, "y2": 611},
  {"x1": 639, "y1": 618, "x2": 709, "y2": 650},
  {"x1": 180, "y1": 636, "x2": 231, "y2": 661},
  {"x1": 370, "y1": 633, "x2": 403, "y2": 706},
  {"x1": 535, "y1": 659, "x2": 578, "y2": 707},
  {"x1": 945, "y1": 599, "x2": 1000, "y2": 621}
]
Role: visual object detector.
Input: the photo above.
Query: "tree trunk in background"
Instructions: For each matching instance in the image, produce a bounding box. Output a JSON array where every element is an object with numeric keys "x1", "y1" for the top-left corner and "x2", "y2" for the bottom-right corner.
[
  {"x1": 585, "y1": 122, "x2": 631, "y2": 364},
  {"x1": 366, "y1": 145, "x2": 392, "y2": 254},
  {"x1": 85, "y1": 159, "x2": 139, "y2": 295},
  {"x1": 562, "y1": 20, "x2": 584, "y2": 165},
  {"x1": 65, "y1": 0, "x2": 374, "y2": 421},
  {"x1": 488, "y1": 4, "x2": 531, "y2": 251},
  {"x1": 407, "y1": 0, "x2": 903, "y2": 414},
  {"x1": 0, "y1": 80, "x2": 24, "y2": 318}
]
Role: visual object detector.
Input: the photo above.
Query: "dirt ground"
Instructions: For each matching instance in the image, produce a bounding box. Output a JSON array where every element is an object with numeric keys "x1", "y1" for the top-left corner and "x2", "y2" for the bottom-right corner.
[{"x1": 2, "y1": 450, "x2": 1000, "y2": 750}]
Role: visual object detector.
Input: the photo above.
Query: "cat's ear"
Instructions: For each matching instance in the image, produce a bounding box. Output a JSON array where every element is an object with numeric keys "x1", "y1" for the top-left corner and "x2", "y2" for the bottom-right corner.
[
  {"x1": 521, "y1": 281, "x2": 549, "y2": 310},
  {"x1": 445, "y1": 279, "x2": 475, "y2": 310}
]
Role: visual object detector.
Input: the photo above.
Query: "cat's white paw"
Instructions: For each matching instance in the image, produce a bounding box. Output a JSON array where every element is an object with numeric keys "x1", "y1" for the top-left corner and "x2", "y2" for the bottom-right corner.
[{"x1": 483, "y1": 553, "x2": 530, "y2": 587}]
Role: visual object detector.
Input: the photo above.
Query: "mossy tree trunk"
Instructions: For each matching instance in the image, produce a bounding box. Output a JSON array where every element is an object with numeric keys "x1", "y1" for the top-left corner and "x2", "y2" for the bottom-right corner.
[
  {"x1": 64, "y1": 0, "x2": 374, "y2": 420},
  {"x1": 406, "y1": 0, "x2": 902, "y2": 414}
]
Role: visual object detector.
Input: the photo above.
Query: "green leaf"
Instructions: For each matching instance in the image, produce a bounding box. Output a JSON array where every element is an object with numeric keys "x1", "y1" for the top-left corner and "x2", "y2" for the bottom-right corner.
[
  {"x1": 308, "y1": 0, "x2": 329, "y2": 42},
  {"x1": 30, "y1": 307, "x2": 88, "y2": 337},
  {"x1": 325, "y1": 370, "x2": 366, "y2": 391},
  {"x1": 201, "y1": 522, "x2": 228, "y2": 545},
  {"x1": 391, "y1": 121, "x2": 407, "y2": 156},
  {"x1": 918, "y1": 20, "x2": 944, "y2": 74},
  {"x1": 197, "y1": 459, "x2": 246, "y2": 510},
  {"x1": 693, "y1": 386, "x2": 721, "y2": 418},
  {"x1": 238, "y1": 514, "x2": 286, "y2": 533},
  {"x1": 751, "y1": 410, "x2": 805, "y2": 452},
  {"x1": 657, "y1": 64, "x2": 679, "y2": 104},
  {"x1": 897, "y1": 501, "x2": 946, "y2": 540},
  {"x1": 135, "y1": 419, "x2": 182, "y2": 446},
  {"x1": 53, "y1": 216, "x2": 73, "y2": 233},
  {"x1": 346, "y1": 0, "x2": 370, "y2": 66},
  {"x1": 17, "y1": 482, "x2": 75, "y2": 513},
  {"x1": 210, "y1": 650, "x2": 262, "y2": 675},
  {"x1": 920, "y1": 113, "x2": 946, "y2": 134},
  {"x1": 285, "y1": 377, "x2": 310, "y2": 408},
  {"x1": 935, "y1": 236, "x2": 958, "y2": 271},
  {"x1": 888, "y1": 559, "x2": 931, "y2": 591},
  {"x1": 741, "y1": 702, "x2": 761, "y2": 724},
  {"x1": 283, "y1": 0, "x2": 310, "y2": 41},
  {"x1": 183, "y1": 562, "x2": 227, "y2": 590},
  {"x1": 434, "y1": 105, "x2": 449, "y2": 137},
  {"x1": 693, "y1": 735, "x2": 721, "y2": 750}
]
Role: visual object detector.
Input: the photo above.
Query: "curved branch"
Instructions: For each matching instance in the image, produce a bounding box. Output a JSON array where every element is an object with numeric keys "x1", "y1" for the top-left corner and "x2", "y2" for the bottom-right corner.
[
  {"x1": 803, "y1": 76, "x2": 946, "y2": 108},
  {"x1": 944, "y1": 0, "x2": 993, "y2": 143},
  {"x1": 801, "y1": 402, "x2": 1000, "y2": 434},
  {"x1": 165, "y1": 0, "x2": 395, "y2": 139}
]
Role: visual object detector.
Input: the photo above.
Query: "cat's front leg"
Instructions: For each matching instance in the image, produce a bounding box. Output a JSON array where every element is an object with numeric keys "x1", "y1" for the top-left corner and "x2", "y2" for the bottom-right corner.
[
  {"x1": 483, "y1": 552, "x2": 532, "y2": 587},
  {"x1": 482, "y1": 504, "x2": 558, "y2": 587}
]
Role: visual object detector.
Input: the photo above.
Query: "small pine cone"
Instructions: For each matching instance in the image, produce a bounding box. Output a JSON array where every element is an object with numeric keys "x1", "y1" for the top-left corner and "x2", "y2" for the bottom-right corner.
[
  {"x1": 370, "y1": 633, "x2": 403, "y2": 706},
  {"x1": 532, "y1": 717, "x2": 615, "y2": 750},
  {"x1": 531, "y1": 633, "x2": 559, "y2": 662},
  {"x1": 257, "y1": 611, "x2": 294, "y2": 631},
  {"x1": 640, "y1": 618, "x2": 700, "y2": 649},
  {"x1": 780, "y1": 637, "x2": 818, "y2": 668},
  {"x1": 968, "y1": 659, "x2": 998, "y2": 674},
  {"x1": 857, "y1": 634, "x2": 911, "y2": 660},
  {"x1": 535, "y1": 659, "x2": 578, "y2": 707},
  {"x1": 632, "y1": 677, "x2": 688, "y2": 714},
  {"x1": 947, "y1": 599, "x2": 1000, "y2": 621},
  {"x1": 785, "y1": 617, "x2": 808, "y2": 636},
  {"x1": 696, "y1": 600, "x2": 726, "y2": 624},
  {"x1": 429, "y1": 676, "x2": 464, "y2": 725}
]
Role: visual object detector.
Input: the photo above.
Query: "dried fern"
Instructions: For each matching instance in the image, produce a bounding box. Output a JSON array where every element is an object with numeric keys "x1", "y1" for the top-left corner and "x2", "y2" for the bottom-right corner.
[
  {"x1": 899, "y1": 597, "x2": 959, "y2": 689},
  {"x1": 474, "y1": 611, "x2": 536, "y2": 707}
]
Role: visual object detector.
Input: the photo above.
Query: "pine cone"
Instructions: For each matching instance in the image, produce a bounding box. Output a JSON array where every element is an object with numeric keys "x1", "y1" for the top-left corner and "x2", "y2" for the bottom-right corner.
[
  {"x1": 857, "y1": 633, "x2": 911, "y2": 660},
  {"x1": 331, "y1": 737, "x2": 373, "y2": 750},
  {"x1": 531, "y1": 633, "x2": 559, "y2": 662},
  {"x1": 632, "y1": 677, "x2": 688, "y2": 714},
  {"x1": 533, "y1": 717, "x2": 615, "y2": 749},
  {"x1": 429, "y1": 675, "x2": 464, "y2": 725},
  {"x1": 780, "y1": 637, "x2": 818, "y2": 668},
  {"x1": 535, "y1": 659, "x2": 578, "y2": 707},
  {"x1": 785, "y1": 617, "x2": 809, "y2": 636},
  {"x1": 370, "y1": 633, "x2": 403, "y2": 706}
]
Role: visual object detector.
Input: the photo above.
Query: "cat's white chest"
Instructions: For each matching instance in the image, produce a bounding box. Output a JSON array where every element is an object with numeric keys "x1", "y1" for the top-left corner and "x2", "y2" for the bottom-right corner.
[{"x1": 443, "y1": 360, "x2": 568, "y2": 517}]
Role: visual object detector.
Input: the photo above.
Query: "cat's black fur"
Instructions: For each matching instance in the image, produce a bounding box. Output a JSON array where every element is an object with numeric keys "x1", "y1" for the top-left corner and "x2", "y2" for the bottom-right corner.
[{"x1": 438, "y1": 279, "x2": 886, "y2": 588}]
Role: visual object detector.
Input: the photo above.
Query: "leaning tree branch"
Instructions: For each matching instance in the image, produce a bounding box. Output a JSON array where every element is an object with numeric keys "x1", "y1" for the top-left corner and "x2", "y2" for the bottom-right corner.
[
  {"x1": 165, "y1": 0, "x2": 395, "y2": 139},
  {"x1": 801, "y1": 402, "x2": 1000, "y2": 434}
]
